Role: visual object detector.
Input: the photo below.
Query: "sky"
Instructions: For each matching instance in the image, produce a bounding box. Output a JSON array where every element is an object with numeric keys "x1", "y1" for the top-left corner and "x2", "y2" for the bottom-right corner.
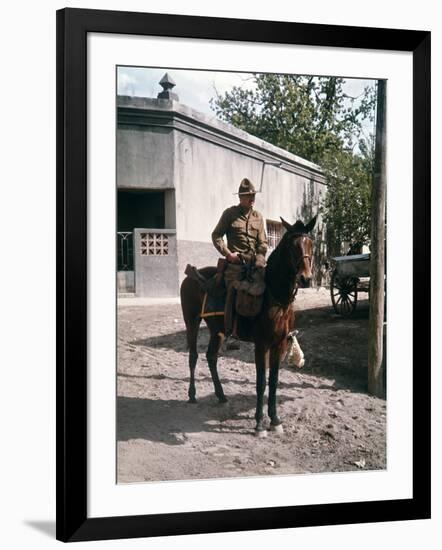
[
  {"x1": 118, "y1": 66, "x2": 259, "y2": 115},
  {"x1": 117, "y1": 66, "x2": 377, "y2": 142}
]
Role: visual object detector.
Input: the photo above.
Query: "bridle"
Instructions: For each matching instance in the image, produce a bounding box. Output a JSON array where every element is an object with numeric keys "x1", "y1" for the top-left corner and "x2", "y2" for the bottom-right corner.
[
  {"x1": 291, "y1": 234, "x2": 313, "y2": 274},
  {"x1": 291, "y1": 249, "x2": 312, "y2": 303},
  {"x1": 296, "y1": 254, "x2": 312, "y2": 270},
  {"x1": 268, "y1": 233, "x2": 313, "y2": 308}
]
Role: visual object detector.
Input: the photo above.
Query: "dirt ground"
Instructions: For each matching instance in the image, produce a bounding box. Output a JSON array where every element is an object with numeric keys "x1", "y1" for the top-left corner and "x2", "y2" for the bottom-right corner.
[{"x1": 117, "y1": 288, "x2": 386, "y2": 483}]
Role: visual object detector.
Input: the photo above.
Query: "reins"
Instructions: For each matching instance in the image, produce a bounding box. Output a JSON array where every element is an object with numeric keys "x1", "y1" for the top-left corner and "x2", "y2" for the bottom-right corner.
[{"x1": 266, "y1": 234, "x2": 312, "y2": 309}]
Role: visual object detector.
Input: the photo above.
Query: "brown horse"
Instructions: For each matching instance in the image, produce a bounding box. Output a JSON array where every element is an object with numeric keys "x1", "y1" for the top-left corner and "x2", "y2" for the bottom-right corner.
[{"x1": 180, "y1": 215, "x2": 317, "y2": 436}]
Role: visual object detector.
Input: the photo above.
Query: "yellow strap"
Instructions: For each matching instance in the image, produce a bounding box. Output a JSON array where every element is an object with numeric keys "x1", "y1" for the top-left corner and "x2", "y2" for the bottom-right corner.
[{"x1": 200, "y1": 292, "x2": 224, "y2": 318}]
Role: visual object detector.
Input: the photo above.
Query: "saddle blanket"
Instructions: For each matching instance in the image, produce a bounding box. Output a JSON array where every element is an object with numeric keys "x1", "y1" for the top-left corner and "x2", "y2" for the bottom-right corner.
[{"x1": 200, "y1": 292, "x2": 225, "y2": 318}]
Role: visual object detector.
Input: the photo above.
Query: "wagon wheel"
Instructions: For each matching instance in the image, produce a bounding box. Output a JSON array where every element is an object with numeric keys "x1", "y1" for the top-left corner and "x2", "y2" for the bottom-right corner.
[{"x1": 330, "y1": 271, "x2": 358, "y2": 316}]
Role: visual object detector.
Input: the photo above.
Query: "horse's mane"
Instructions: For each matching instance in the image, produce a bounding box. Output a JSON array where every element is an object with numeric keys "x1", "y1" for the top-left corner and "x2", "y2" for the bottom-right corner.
[{"x1": 265, "y1": 231, "x2": 304, "y2": 306}]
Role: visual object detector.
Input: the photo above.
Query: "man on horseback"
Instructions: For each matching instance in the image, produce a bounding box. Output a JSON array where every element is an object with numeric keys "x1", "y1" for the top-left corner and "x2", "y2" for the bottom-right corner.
[
  {"x1": 211, "y1": 178, "x2": 268, "y2": 347},
  {"x1": 181, "y1": 207, "x2": 316, "y2": 429}
]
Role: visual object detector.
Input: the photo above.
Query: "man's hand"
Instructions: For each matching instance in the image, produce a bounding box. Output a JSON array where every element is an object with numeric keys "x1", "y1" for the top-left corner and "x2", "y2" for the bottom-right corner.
[
  {"x1": 255, "y1": 254, "x2": 266, "y2": 269},
  {"x1": 226, "y1": 251, "x2": 241, "y2": 264}
]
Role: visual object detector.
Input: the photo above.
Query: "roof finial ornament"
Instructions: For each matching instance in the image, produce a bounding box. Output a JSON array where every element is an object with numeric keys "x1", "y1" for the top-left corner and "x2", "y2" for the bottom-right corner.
[{"x1": 157, "y1": 73, "x2": 179, "y2": 101}]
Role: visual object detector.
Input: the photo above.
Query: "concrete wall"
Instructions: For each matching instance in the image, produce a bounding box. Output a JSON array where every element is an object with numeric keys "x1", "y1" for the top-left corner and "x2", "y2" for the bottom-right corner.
[
  {"x1": 174, "y1": 133, "x2": 325, "y2": 245},
  {"x1": 117, "y1": 95, "x2": 327, "y2": 295},
  {"x1": 117, "y1": 97, "x2": 178, "y2": 190},
  {"x1": 176, "y1": 240, "x2": 220, "y2": 286},
  {"x1": 117, "y1": 271, "x2": 135, "y2": 293},
  {"x1": 169, "y1": 99, "x2": 326, "y2": 287},
  {"x1": 133, "y1": 229, "x2": 179, "y2": 297},
  {"x1": 117, "y1": 127, "x2": 174, "y2": 189}
]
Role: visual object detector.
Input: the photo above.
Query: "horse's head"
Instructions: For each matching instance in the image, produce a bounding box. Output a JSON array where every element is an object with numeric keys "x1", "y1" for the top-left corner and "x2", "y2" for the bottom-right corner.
[{"x1": 280, "y1": 215, "x2": 317, "y2": 288}]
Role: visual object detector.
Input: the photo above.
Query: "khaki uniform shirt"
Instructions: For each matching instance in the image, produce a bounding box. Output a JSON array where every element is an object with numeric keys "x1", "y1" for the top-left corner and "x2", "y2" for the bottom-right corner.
[{"x1": 211, "y1": 205, "x2": 268, "y2": 259}]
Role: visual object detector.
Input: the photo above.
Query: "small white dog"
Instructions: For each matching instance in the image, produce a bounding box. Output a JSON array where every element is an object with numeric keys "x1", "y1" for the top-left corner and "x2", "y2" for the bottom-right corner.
[{"x1": 284, "y1": 330, "x2": 305, "y2": 368}]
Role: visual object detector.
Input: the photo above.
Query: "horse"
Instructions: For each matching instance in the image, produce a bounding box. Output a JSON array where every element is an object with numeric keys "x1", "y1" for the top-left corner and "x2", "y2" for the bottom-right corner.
[{"x1": 180, "y1": 215, "x2": 317, "y2": 437}]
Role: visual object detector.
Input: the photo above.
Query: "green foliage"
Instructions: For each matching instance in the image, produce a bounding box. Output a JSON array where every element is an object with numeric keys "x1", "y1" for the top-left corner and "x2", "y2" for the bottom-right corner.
[
  {"x1": 321, "y1": 140, "x2": 374, "y2": 252},
  {"x1": 211, "y1": 74, "x2": 376, "y2": 251}
]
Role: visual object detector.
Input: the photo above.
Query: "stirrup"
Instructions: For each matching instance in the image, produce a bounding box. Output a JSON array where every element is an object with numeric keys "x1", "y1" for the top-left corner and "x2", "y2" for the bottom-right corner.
[{"x1": 226, "y1": 336, "x2": 240, "y2": 350}]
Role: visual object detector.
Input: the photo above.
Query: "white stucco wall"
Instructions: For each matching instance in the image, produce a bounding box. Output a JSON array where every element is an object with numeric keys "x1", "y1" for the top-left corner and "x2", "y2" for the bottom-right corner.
[
  {"x1": 174, "y1": 133, "x2": 263, "y2": 241},
  {"x1": 117, "y1": 96, "x2": 326, "y2": 234},
  {"x1": 173, "y1": 125, "x2": 325, "y2": 243},
  {"x1": 117, "y1": 96, "x2": 327, "y2": 292},
  {"x1": 117, "y1": 127, "x2": 174, "y2": 189}
]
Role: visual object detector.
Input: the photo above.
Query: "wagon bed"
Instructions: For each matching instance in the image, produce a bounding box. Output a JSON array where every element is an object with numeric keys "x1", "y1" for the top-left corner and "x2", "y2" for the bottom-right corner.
[{"x1": 330, "y1": 253, "x2": 370, "y2": 316}]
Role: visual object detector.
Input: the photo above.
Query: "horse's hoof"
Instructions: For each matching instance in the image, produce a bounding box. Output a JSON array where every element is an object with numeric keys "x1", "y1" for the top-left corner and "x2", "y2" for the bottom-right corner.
[
  {"x1": 217, "y1": 396, "x2": 228, "y2": 404},
  {"x1": 254, "y1": 428, "x2": 268, "y2": 438},
  {"x1": 187, "y1": 398, "x2": 197, "y2": 404},
  {"x1": 270, "y1": 423, "x2": 284, "y2": 435}
]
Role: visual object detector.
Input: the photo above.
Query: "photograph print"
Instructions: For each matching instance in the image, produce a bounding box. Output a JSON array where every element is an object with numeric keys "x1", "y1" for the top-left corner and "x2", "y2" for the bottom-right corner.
[{"x1": 116, "y1": 66, "x2": 386, "y2": 484}]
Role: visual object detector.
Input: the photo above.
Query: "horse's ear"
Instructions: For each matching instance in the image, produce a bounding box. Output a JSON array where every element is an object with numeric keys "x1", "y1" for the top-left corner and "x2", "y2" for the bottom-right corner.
[
  {"x1": 305, "y1": 214, "x2": 318, "y2": 233},
  {"x1": 280, "y1": 216, "x2": 293, "y2": 233}
]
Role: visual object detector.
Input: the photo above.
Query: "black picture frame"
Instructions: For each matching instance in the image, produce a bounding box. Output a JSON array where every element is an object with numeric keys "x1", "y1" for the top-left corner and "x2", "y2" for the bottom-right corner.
[{"x1": 56, "y1": 7, "x2": 431, "y2": 543}]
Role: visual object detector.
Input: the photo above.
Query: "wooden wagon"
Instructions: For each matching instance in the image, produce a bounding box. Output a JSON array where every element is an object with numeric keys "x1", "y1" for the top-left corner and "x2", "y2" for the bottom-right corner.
[{"x1": 330, "y1": 253, "x2": 370, "y2": 316}]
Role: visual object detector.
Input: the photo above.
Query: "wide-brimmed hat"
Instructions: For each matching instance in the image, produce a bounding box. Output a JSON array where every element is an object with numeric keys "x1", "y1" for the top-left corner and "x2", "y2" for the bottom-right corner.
[{"x1": 235, "y1": 178, "x2": 259, "y2": 195}]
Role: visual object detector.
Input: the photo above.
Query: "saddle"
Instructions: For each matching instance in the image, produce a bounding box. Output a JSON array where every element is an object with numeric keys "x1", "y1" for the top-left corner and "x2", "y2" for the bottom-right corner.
[
  {"x1": 184, "y1": 259, "x2": 227, "y2": 297},
  {"x1": 232, "y1": 264, "x2": 266, "y2": 317},
  {"x1": 185, "y1": 260, "x2": 266, "y2": 319}
]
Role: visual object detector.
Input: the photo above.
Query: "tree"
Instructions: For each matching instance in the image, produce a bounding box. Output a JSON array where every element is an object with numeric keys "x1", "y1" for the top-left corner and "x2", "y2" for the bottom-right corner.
[
  {"x1": 211, "y1": 74, "x2": 376, "y2": 252},
  {"x1": 321, "y1": 138, "x2": 375, "y2": 255}
]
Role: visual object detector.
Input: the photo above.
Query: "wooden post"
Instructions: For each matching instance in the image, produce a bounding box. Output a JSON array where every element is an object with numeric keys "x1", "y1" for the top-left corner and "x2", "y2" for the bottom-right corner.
[{"x1": 368, "y1": 80, "x2": 387, "y2": 397}]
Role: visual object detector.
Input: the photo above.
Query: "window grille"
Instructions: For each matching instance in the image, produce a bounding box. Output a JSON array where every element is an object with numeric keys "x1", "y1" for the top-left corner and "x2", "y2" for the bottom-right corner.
[
  {"x1": 140, "y1": 232, "x2": 169, "y2": 256},
  {"x1": 117, "y1": 232, "x2": 133, "y2": 271},
  {"x1": 266, "y1": 220, "x2": 283, "y2": 251}
]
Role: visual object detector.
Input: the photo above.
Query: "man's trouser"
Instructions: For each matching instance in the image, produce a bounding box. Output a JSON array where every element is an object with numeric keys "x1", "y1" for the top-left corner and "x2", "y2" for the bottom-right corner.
[{"x1": 223, "y1": 263, "x2": 243, "y2": 336}]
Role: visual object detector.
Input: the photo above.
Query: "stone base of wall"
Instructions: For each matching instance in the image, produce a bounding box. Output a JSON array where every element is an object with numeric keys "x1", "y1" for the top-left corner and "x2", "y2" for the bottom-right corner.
[
  {"x1": 117, "y1": 271, "x2": 135, "y2": 293},
  {"x1": 176, "y1": 240, "x2": 221, "y2": 287}
]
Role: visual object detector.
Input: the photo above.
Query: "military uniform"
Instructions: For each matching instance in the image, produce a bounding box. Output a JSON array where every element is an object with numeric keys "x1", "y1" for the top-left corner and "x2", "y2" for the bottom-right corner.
[
  {"x1": 212, "y1": 205, "x2": 268, "y2": 261},
  {"x1": 211, "y1": 178, "x2": 268, "y2": 337},
  {"x1": 212, "y1": 205, "x2": 268, "y2": 287}
]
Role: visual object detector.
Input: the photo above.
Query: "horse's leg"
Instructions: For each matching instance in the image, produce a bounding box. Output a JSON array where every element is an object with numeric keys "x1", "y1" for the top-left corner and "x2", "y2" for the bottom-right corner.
[
  {"x1": 254, "y1": 344, "x2": 269, "y2": 437},
  {"x1": 186, "y1": 317, "x2": 201, "y2": 403},
  {"x1": 268, "y1": 347, "x2": 283, "y2": 433},
  {"x1": 206, "y1": 324, "x2": 227, "y2": 403}
]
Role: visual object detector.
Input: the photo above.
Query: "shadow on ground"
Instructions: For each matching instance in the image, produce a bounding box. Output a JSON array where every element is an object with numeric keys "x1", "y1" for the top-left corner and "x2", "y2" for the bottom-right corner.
[
  {"x1": 128, "y1": 301, "x2": 370, "y2": 394},
  {"x1": 117, "y1": 392, "x2": 297, "y2": 444},
  {"x1": 118, "y1": 370, "x2": 343, "y2": 393}
]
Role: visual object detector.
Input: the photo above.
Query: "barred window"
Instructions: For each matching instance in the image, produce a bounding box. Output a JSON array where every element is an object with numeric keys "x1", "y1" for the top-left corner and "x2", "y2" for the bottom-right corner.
[
  {"x1": 266, "y1": 220, "x2": 284, "y2": 251},
  {"x1": 140, "y1": 233, "x2": 169, "y2": 256}
]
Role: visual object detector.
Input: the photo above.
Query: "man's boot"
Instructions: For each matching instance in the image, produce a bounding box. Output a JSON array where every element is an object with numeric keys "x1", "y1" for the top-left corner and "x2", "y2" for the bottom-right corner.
[
  {"x1": 225, "y1": 287, "x2": 240, "y2": 350},
  {"x1": 226, "y1": 320, "x2": 240, "y2": 350},
  {"x1": 224, "y1": 285, "x2": 235, "y2": 335}
]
